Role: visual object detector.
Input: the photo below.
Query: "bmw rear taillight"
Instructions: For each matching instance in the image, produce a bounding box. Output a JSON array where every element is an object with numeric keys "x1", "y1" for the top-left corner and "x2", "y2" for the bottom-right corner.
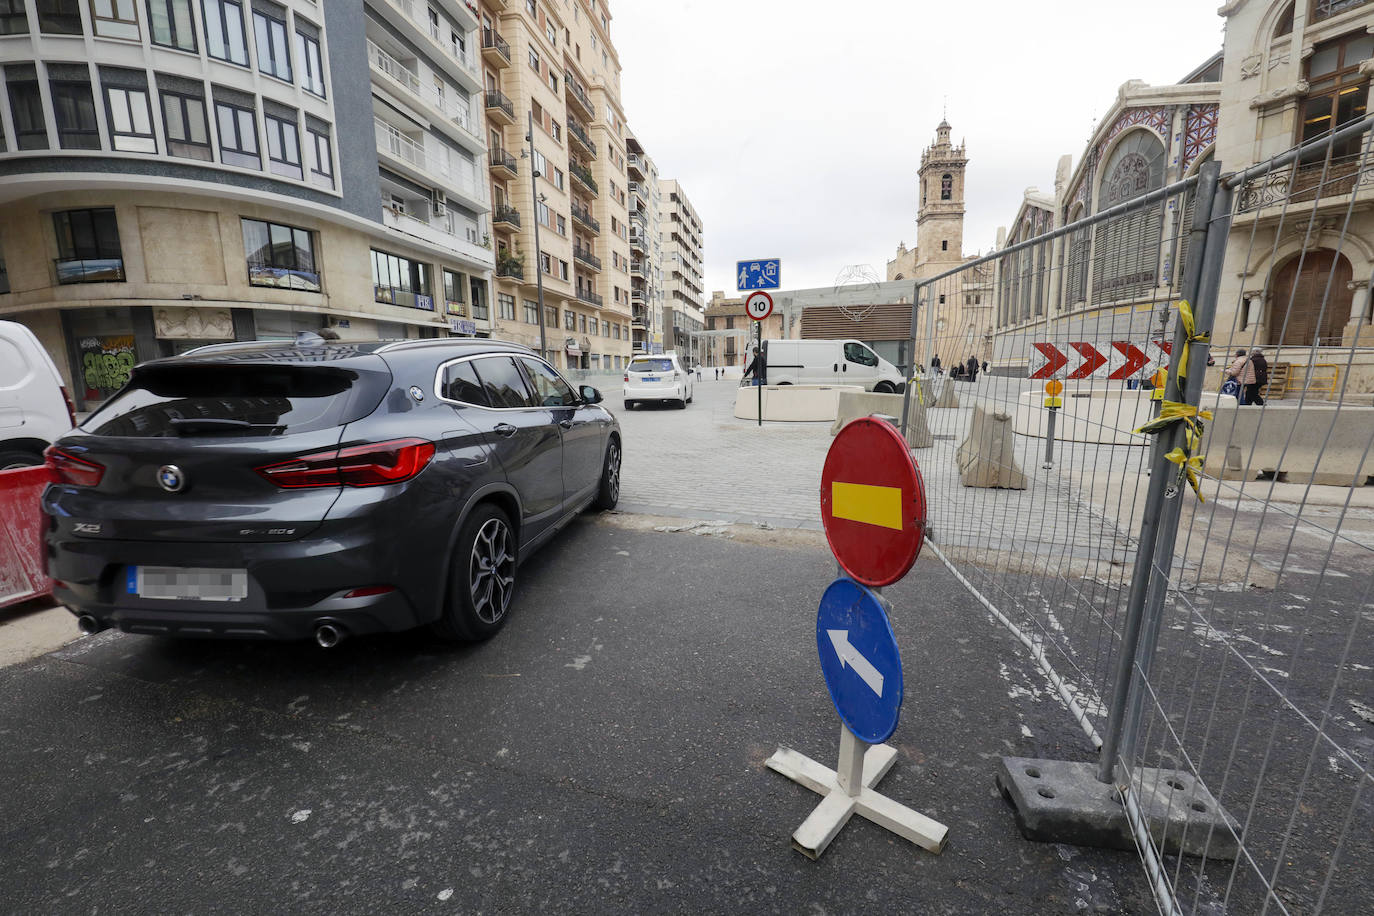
[
  {"x1": 256, "y1": 438, "x2": 435, "y2": 489},
  {"x1": 44, "y1": 446, "x2": 105, "y2": 487}
]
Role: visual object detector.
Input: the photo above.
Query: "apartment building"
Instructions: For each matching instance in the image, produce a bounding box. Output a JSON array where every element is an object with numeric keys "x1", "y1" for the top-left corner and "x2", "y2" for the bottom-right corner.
[
  {"x1": 626, "y1": 131, "x2": 664, "y2": 354},
  {"x1": 659, "y1": 178, "x2": 705, "y2": 360},
  {"x1": 479, "y1": 0, "x2": 633, "y2": 373},
  {"x1": 0, "y1": 0, "x2": 496, "y2": 410}
]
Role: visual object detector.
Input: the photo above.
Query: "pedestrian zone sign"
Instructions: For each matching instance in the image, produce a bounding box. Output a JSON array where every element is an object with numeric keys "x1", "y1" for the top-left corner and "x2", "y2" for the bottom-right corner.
[{"x1": 737, "y1": 259, "x2": 781, "y2": 291}]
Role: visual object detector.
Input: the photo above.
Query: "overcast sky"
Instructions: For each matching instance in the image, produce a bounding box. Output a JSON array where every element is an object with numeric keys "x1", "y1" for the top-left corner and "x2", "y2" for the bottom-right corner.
[{"x1": 613, "y1": 1, "x2": 1225, "y2": 297}]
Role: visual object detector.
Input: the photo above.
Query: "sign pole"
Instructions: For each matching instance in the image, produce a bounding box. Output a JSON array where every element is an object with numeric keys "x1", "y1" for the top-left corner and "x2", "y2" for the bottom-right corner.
[{"x1": 757, "y1": 320, "x2": 763, "y2": 427}]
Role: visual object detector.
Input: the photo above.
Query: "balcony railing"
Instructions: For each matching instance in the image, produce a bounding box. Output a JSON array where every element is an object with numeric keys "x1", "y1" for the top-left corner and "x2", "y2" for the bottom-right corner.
[
  {"x1": 629, "y1": 229, "x2": 646, "y2": 248},
  {"x1": 55, "y1": 257, "x2": 125, "y2": 285},
  {"x1": 576, "y1": 288, "x2": 604, "y2": 307},
  {"x1": 627, "y1": 153, "x2": 644, "y2": 174},
  {"x1": 489, "y1": 147, "x2": 518, "y2": 174},
  {"x1": 570, "y1": 200, "x2": 599, "y2": 232},
  {"x1": 484, "y1": 89, "x2": 514, "y2": 120},
  {"x1": 481, "y1": 27, "x2": 510, "y2": 62},
  {"x1": 568, "y1": 118, "x2": 596, "y2": 156},
  {"x1": 493, "y1": 204, "x2": 521, "y2": 227},
  {"x1": 569, "y1": 161, "x2": 598, "y2": 195},
  {"x1": 1238, "y1": 153, "x2": 1374, "y2": 212},
  {"x1": 380, "y1": 207, "x2": 493, "y2": 267},
  {"x1": 573, "y1": 244, "x2": 602, "y2": 271},
  {"x1": 564, "y1": 70, "x2": 594, "y2": 114},
  {"x1": 629, "y1": 261, "x2": 645, "y2": 277},
  {"x1": 379, "y1": 0, "x2": 481, "y2": 83},
  {"x1": 496, "y1": 258, "x2": 524, "y2": 279},
  {"x1": 375, "y1": 119, "x2": 488, "y2": 205},
  {"x1": 629, "y1": 209, "x2": 646, "y2": 226},
  {"x1": 368, "y1": 41, "x2": 481, "y2": 143}
]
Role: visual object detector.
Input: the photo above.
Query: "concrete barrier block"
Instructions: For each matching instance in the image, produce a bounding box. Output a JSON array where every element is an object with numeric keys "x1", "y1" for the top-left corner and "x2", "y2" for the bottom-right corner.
[
  {"x1": 1201, "y1": 402, "x2": 1374, "y2": 487},
  {"x1": 734, "y1": 384, "x2": 863, "y2": 422},
  {"x1": 933, "y1": 380, "x2": 960, "y2": 409},
  {"x1": 957, "y1": 404, "x2": 1028, "y2": 489},
  {"x1": 830, "y1": 391, "x2": 934, "y2": 448}
]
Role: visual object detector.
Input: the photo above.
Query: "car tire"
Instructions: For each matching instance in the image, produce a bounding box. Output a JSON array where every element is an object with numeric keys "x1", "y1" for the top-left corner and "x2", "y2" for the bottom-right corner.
[
  {"x1": 430, "y1": 503, "x2": 517, "y2": 643},
  {"x1": 591, "y1": 437, "x2": 621, "y2": 511},
  {"x1": 0, "y1": 447, "x2": 44, "y2": 471},
  {"x1": 874, "y1": 381, "x2": 896, "y2": 394},
  {"x1": 624, "y1": 400, "x2": 635, "y2": 410}
]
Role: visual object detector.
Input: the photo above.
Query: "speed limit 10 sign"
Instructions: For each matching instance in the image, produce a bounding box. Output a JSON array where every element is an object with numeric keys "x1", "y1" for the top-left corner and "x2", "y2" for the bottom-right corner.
[{"x1": 745, "y1": 291, "x2": 774, "y2": 321}]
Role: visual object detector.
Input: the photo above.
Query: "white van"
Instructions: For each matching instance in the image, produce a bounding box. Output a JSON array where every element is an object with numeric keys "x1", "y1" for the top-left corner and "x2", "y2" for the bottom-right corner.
[
  {"x1": 763, "y1": 339, "x2": 905, "y2": 392},
  {"x1": 0, "y1": 320, "x2": 76, "y2": 468}
]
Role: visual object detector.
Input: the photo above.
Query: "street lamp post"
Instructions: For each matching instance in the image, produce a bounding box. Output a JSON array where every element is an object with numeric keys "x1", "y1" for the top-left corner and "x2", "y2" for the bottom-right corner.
[{"x1": 525, "y1": 111, "x2": 549, "y2": 364}]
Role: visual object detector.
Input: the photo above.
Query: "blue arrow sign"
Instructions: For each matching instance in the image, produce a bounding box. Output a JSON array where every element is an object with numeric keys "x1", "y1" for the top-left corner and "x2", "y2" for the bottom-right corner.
[
  {"x1": 736, "y1": 258, "x2": 781, "y2": 290},
  {"x1": 816, "y1": 577, "x2": 904, "y2": 744}
]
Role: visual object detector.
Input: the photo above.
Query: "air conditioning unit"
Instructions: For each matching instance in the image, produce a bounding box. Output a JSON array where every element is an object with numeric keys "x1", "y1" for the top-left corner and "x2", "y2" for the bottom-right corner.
[{"x1": 431, "y1": 190, "x2": 447, "y2": 217}]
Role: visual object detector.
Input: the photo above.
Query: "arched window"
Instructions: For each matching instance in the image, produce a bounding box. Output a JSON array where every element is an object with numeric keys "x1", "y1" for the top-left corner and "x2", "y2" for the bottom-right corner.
[
  {"x1": 1273, "y1": 2, "x2": 1293, "y2": 38},
  {"x1": 940, "y1": 173, "x2": 952, "y2": 200},
  {"x1": 1094, "y1": 129, "x2": 1166, "y2": 300},
  {"x1": 1268, "y1": 250, "x2": 1352, "y2": 347}
]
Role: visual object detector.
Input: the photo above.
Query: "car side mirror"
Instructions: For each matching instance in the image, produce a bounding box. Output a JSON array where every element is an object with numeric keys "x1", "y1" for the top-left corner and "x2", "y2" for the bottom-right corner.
[{"x1": 580, "y1": 385, "x2": 603, "y2": 404}]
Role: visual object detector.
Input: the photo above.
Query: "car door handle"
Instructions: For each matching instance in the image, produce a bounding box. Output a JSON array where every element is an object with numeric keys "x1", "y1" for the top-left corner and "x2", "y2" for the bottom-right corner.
[
  {"x1": 493, "y1": 423, "x2": 518, "y2": 438},
  {"x1": 833, "y1": 363, "x2": 838, "y2": 372},
  {"x1": 558, "y1": 418, "x2": 574, "y2": 429}
]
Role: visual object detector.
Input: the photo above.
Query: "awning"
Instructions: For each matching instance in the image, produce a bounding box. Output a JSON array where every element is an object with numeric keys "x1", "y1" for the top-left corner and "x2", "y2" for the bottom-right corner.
[{"x1": 565, "y1": 342, "x2": 582, "y2": 355}]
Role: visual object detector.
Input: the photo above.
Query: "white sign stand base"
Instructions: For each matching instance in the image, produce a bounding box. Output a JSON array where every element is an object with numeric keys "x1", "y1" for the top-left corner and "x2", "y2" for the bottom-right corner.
[{"x1": 767, "y1": 726, "x2": 949, "y2": 859}]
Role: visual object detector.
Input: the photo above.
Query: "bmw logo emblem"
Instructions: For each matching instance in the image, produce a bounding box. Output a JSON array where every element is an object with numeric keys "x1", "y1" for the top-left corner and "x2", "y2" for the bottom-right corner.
[{"x1": 157, "y1": 465, "x2": 187, "y2": 493}]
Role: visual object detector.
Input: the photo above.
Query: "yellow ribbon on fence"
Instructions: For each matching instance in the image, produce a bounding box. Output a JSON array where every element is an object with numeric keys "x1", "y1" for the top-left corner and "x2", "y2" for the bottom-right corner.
[
  {"x1": 1174, "y1": 299, "x2": 1210, "y2": 386},
  {"x1": 1133, "y1": 299, "x2": 1216, "y2": 503},
  {"x1": 1133, "y1": 401, "x2": 1213, "y2": 438},
  {"x1": 1164, "y1": 447, "x2": 1207, "y2": 502}
]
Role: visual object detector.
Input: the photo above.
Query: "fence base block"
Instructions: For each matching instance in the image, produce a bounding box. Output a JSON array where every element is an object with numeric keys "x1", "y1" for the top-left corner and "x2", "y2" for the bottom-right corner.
[{"x1": 995, "y1": 757, "x2": 1238, "y2": 860}]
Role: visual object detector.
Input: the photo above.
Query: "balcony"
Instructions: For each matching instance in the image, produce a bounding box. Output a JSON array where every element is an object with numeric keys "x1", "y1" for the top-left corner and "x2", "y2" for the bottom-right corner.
[
  {"x1": 629, "y1": 260, "x2": 644, "y2": 278},
  {"x1": 481, "y1": 28, "x2": 511, "y2": 66},
  {"x1": 496, "y1": 254, "x2": 525, "y2": 280},
  {"x1": 1237, "y1": 154, "x2": 1374, "y2": 214},
  {"x1": 375, "y1": 0, "x2": 482, "y2": 91},
  {"x1": 489, "y1": 147, "x2": 518, "y2": 178},
  {"x1": 375, "y1": 119, "x2": 489, "y2": 209},
  {"x1": 568, "y1": 118, "x2": 596, "y2": 157},
  {"x1": 576, "y1": 288, "x2": 604, "y2": 307},
  {"x1": 380, "y1": 206, "x2": 495, "y2": 269},
  {"x1": 484, "y1": 89, "x2": 515, "y2": 125},
  {"x1": 564, "y1": 69, "x2": 594, "y2": 117},
  {"x1": 367, "y1": 40, "x2": 483, "y2": 152},
  {"x1": 631, "y1": 308, "x2": 647, "y2": 328},
  {"x1": 492, "y1": 203, "x2": 521, "y2": 230},
  {"x1": 569, "y1": 160, "x2": 598, "y2": 196},
  {"x1": 627, "y1": 153, "x2": 644, "y2": 179},
  {"x1": 631, "y1": 288, "x2": 645, "y2": 303},
  {"x1": 570, "y1": 200, "x2": 599, "y2": 232},
  {"x1": 573, "y1": 244, "x2": 602, "y2": 272},
  {"x1": 629, "y1": 208, "x2": 646, "y2": 228},
  {"x1": 629, "y1": 228, "x2": 646, "y2": 251}
]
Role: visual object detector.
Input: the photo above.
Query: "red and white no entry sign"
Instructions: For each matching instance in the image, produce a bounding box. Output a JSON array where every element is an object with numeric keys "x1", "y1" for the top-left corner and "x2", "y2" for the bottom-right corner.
[
  {"x1": 820, "y1": 417, "x2": 926, "y2": 587},
  {"x1": 745, "y1": 291, "x2": 773, "y2": 321}
]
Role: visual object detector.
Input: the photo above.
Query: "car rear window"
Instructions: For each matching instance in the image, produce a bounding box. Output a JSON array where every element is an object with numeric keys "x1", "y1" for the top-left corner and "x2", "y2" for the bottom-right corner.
[
  {"x1": 81, "y1": 364, "x2": 382, "y2": 437},
  {"x1": 628, "y1": 358, "x2": 672, "y2": 373}
]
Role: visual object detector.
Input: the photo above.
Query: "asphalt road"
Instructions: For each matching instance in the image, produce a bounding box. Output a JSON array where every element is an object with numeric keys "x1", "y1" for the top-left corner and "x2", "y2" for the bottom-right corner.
[{"x1": 0, "y1": 516, "x2": 1157, "y2": 915}]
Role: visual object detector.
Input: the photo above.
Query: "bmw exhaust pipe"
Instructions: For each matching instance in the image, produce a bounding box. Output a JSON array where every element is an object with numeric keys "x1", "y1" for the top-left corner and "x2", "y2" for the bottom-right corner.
[
  {"x1": 314, "y1": 622, "x2": 345, "y2": 649},
  {"x1": 76, "y1": 614, "x2": 104, "y2": 635}
]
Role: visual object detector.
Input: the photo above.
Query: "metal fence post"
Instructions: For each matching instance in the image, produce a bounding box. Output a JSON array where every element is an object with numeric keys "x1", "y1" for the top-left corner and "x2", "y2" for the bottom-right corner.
[
  {"x1": 1096, "y1": 161, "x2": 1228, "y2": 785},
  {"x1": 899, "y1": 282, "x2": 930, "y2": 440}
]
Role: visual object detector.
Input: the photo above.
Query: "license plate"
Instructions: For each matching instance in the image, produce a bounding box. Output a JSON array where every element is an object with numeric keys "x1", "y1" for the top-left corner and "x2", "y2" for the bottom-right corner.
[
  {"x1": 642, "y1": 376, "x2": 659, "y2": 382},
  {"x1": 127, "y1": 566, "x2": 249, "y2": 602}
]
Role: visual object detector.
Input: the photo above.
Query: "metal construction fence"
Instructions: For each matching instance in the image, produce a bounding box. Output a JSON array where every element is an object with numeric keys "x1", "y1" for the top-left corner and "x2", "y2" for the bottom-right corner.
[{"x1": 897, "y1": 117, "x2": 1374, "y2": 914}]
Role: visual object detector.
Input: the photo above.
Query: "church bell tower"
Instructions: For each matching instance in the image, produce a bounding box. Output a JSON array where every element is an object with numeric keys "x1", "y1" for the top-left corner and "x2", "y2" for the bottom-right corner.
[{"x1": 917, "y1": 119, "x2": 967, "y2": 266}]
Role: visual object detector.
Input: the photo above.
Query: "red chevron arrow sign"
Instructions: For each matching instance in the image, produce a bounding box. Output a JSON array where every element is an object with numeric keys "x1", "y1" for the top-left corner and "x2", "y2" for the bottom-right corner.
[{"x1": 1030, "y1": 342, "x2": 1172, "y2": 380}]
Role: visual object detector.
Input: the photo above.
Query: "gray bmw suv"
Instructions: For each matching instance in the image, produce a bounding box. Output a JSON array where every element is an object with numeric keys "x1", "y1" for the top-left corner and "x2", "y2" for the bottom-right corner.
[{"x1": 42, "y1": 338, "x2": 621, "y2": 646}]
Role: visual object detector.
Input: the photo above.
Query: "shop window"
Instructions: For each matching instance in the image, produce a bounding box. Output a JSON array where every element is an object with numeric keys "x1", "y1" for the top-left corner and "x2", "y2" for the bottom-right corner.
[
  {"x1": 51, "y1": 80, "x2": 100, "y2": 150},
  {"x1": 1300, "y1": 31, "x2": 1373, "y2": 161},
  {"x1": 295, "y1": 28, "x2": 324, "y2": 97},
  {"x1": 89, "y1": 0, "x2": 138, "y2": 39},
  {"x1": 215, "y1": 101, "x2": 259, "y2": 168},
  {"x1": 242, "y1": 218, "x2": 319, "y2": 292},
  {"x1": 264, "y1": 113, "x2": 301, "y2": 180},
  {"x1": 443, "y1": 268, "x2": 466, "y2": 315},
  {"x1": 36, "y1": 0, "x2": 80, "y2": 33},
  {"x1": 148, "y1": 0, "x2": 196, "y2": 51},
  {"x1": 7, "y1": 78, "x2": 47, "y2": 150},
  {"x1": 53, "y1": 208, "x2": 125, "y2": 284},
  {"x1": 202, "y1": 0, "x2": 248, "y2": 66},
  {"x1": 305, "y1": 126, "x2": 333, "y2": 189},
  {"x1": 105, "y1": 86, "x2": 155, "y2": 153},
  {"x1": 371, "y1": 249, "x2": 433, "y2": 310},
  {"x1": 160, "y1": 90, "x2": 211, "y2": 160},
  {"x1": 252, "y1": 6, "x2": 291, "y2": 82},
  {"x1": 0, "y1": 0, "x2": 29, "y2": 34}
]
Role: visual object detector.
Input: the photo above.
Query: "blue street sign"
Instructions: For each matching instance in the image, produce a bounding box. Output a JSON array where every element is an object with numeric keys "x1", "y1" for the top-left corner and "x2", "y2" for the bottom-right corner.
[
  {"x1": 736, "y1": 258, "x2": 781, "y2": 291},
  {"x1": 816, "y1": 577, "x2": 904, "y2": 744}
]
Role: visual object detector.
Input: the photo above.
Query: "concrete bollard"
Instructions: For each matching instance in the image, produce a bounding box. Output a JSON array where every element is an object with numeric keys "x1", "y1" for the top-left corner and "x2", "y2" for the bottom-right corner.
[
  {"x1": 933, "y1": 380, "x2": 960, "y2": 409},
  {"x1": 956, "y1": 404, "x2": 1028, "y2": 489},
  {"x1": 831, "y1": 390, "x2": 933, "y2": 448}
]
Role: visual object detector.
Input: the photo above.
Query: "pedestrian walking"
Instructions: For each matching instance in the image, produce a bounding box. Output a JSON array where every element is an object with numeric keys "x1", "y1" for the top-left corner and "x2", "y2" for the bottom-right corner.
[
  {"x1": 714, "y1": 367, "x2": 720, "y2": 381},
  {"x1": 1247, "y1": 347, "x2": 1268, "y2": 406},
  {"x1": 1225, "y1": 348, "x2": 1256, "y2": 405},
  {"x1": 931, "y1": 354, "x2": 942, "y2": 376},
  {"x1": 696, "y1": 366, "x2": 702, "y2": 382},
  {"x1": 743, "y1": 346, "x2": 765, "y2": 387},
  {"x1": 982, "y1": 360, "x2": 989, "y2": 374},
  {"x1": 966, "y1": 355, "x2": 979, "y2": 382}
]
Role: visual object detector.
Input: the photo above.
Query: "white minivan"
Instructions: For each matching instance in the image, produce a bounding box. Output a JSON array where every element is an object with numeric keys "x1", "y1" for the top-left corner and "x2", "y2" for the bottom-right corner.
[
  {"x1": 763, "y1": 339, "x2": 906, "y2": 392},
  {"x1": 623, "y1": 354, "x2": 693, "y2": 409},
  {"x1": 0, "y1": 320, "x2": 77, "y2": 468}
]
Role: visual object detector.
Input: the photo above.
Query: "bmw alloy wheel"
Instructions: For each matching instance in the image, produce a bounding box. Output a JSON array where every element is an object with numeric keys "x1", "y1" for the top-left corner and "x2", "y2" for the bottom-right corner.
[{"x1": 469, "y1": 517, "x2": 515, "y2": 624}]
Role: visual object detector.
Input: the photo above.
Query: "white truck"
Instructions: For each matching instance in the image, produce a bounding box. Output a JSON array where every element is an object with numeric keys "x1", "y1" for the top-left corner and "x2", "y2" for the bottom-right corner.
[
  {"x1": 0, "y1": 320, "x2": 77, "y2": 468},
  {"x1": 761, "y1": 339, "x2": 905, "y2": 392}
]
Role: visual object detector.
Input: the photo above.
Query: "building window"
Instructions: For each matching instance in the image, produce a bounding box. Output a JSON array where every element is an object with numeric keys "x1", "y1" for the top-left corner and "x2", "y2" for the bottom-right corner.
[
  {"x1": 90, "y1": 0, "x2": 139, "y2": 39},
  {"x1": 53, "y1": 208, "x2": 125, "y2": 284},
  {"x1": 215, "y1": 101, "x2": 259, "y2": 168},
  {"x1": 471, "y1": 286, "x2": 488, "y2": 320},
  {"x1": 442, "y1": 268, "x2": 466, "y2": 316},
  {"x1": 160, "y1": 90, "x2": 211, "y2": 160},
  {"x1": 7, "y1": 78, "x2": 47, "y2": 150},
  {"x1": 545, "y1": 305, "x2": 556, "y2": 327},
  {"x1": 1094, "y1": 129, "x2": 1165, "y2": 300},
  {"x1": 940, "y1": 173, "x2": 952, "y2": 200},
  {"x1": 371, "y1": 249, "x2": 433, "y2": 310},
  {"x1": 1300, "y1": 31, "x2": 1373, "y2": 161},
  {"x1": 555, "y1": 214, "x2": 566, "y2": 235},
  {"x1": 51, "y1": 80, "x2": 101, "y2": 150},
  {"x1": 295, "y1": 28, "x2": 324, "y2": 97},
  {"x1": 252, "y1": 7, "x2": 291, "y2": 82},
  {"x1": 564, "y1": 309, "x2": 575, "y2": 330},
  {"x1": 241, "y1": 218, "x2": 318, "y2": 291},
  {"x1": 525, "y1": 0, "x2": 534, "y2": 14},
  {"x1": 1312, "y1": 0, "x2": 1372, "y2": 23},
  {"x1": 37, "y1": 0, "x2": 81, "y2": 33},
  {"x1": 202, "y1": 0, "x2": 248, "y2": 66},
  {"x1": 306, "y1": 126, "x2": 333, "y2": 189},
  {"x1": 579, "y1": 314, "x2": 587, "y2": 333},
  {"x1": 264, "y1": 113, "x2": 301, "y2": 179},
  {"x1": 550, "y1": 119, "x2": 561, "y2": 142},
  {"x1": 941, "y1": 240, "x2": 948, "y2": 251},
  {"x1": 524, "y1": 299, "x2": 539, "y2": 324},
  {"x1": 498, "y1": 292, "x2": 516, "y2": 320},
  {"x1": 147, "y1": 0, "x2": 197, "y2": 50},
  {"x1": 528, "y1": 46, "x2": 539, "y2": 72},
  {"x1": 105, "y1": 87, "x2": 155, "y2": 153},
  {"x1": 0, "y1": 0, "x2": 29, "y2": 35},
  {"x1": 552, "y1": 167, "x2": 564, "y2": 190}
]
